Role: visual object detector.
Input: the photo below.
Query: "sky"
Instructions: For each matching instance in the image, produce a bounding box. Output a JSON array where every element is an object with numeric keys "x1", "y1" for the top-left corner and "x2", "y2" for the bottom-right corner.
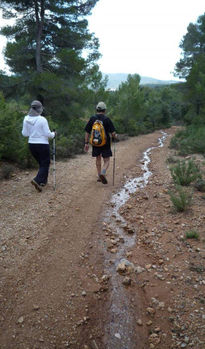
[
  {"x1": 87, "y1": 0, "x2": 205, "y2": 80},
  {"x1": 0, "y1": 1, "x2": 205, "y2": 81}
]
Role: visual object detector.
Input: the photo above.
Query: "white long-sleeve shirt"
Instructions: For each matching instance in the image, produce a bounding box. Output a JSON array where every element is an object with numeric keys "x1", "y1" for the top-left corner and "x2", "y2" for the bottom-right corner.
[{"x1": 22, "y1": 115, "x2": 55, "y2": 144}]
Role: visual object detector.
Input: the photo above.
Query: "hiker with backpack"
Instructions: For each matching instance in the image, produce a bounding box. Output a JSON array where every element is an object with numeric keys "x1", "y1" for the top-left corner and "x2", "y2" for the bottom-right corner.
[
  {"x1": 84, "y1": 102, "x2": 116, "y2": 184},
  {"x1": 22, "y1": 100, "x2": 56, "y2": 192}
]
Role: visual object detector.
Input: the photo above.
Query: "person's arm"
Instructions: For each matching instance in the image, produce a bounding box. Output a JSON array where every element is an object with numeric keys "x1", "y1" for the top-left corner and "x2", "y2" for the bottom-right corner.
[
  {"x1": 111, "y1": 131, "x2": 117, "y2": 140},
  {"x1": 84, "y1": 131, "x2": 90, "y2": 152},
  {"x1": 42, "y1": 118, "x2": 55, "y2": 139},
  {"x1": 108, "y1": 118, "x2": 117, "y2": 140}
]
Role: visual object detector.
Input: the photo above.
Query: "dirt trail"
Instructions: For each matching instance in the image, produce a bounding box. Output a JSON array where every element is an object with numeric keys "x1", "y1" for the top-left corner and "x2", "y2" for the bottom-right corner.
[{"x1": 0, "y1": 128, "x2": 205, "y2": 349}]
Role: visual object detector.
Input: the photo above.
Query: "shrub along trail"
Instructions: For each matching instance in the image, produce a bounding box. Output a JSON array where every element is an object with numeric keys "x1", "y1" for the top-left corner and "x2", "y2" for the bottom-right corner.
[{"x1": 0, "y1": 127, "x2": 205, "y2": 349}]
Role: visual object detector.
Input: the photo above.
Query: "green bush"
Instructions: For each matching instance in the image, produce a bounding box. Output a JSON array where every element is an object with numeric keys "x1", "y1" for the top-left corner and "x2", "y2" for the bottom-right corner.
[
  {"x1": 170, "y1": 159, "x2": 201, "y2": 186},
  {"x1": 0, "y1": 94, "x2": 26, "y2": 164},
  {"x1": 0, "y1": 163, "x2": 15, "y2": 179},
  {"x1": 194, "y1": 179, "x2": 205, "y2": 192},
  {"x1": 56, "y1": 134, "x2": 84, "y2": 158},
  {"x1": 185, "y1": 230, "x2": 199, "y2": 240},
  {"x1": 169, "y1": 186, "x2": 193, "y2": 212},
  {"x1": 170, "y1": 125, "x2": 205, "y2": 156}
]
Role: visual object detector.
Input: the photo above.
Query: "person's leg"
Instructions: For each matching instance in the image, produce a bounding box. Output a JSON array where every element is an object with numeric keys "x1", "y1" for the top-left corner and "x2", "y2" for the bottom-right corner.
[
  {"x1": 99, "y1": 157, "x2": 110, "y2": 184},
  {"x1": 96, "y1": 155, "x2": 102, "y2": 177},
  {"x1": 102, "y1": 157, "x2": 110, "y2": 175},
  {"x1": 29, "y1": 143, "x2": 40, "y2": 165},
  {"x1": 36, "y1": 144, "x2": 50, "y2": 185},
  {"x1": 29, "y1": 144, "x2": 43, "y2": 191}
]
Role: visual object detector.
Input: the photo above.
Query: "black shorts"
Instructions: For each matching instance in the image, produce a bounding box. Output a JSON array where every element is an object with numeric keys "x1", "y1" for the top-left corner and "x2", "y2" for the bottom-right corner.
[{"x1": 92, "y1": 145, "x2": 112, "y2": 158}]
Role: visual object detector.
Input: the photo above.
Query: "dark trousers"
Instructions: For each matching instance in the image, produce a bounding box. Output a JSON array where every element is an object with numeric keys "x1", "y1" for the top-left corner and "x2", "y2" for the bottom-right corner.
[{"x1": 29, "y1": 143, "x2": 50, "y2": 185}]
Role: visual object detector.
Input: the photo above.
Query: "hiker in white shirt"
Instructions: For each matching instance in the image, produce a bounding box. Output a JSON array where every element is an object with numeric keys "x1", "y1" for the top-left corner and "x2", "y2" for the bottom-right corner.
[{"x1": 22, "y1": 100, "x2": 56, "y2": 192}]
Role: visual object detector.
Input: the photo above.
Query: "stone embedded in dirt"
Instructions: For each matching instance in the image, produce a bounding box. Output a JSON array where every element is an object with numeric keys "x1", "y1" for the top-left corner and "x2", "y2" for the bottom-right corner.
[
  {"x1": 110, "y1": 248, "x2": 117, "y2": 253},
  {"x1": 114, "y1": 333, "x2": 121, "y2": 339},
  {"x1": 127, "y1": 227, "x2": 136, "y2": 234},
  {"x1": 154, "y1": 273, "x2": 165, "y2": 280},
  {"x1": 154, "y1": 327, "x2": 161, "y2": 333},
  {"x1": 137, "y1": 319, "x2": 143, "y2": 326},
  {"x1": 151, "y1": 297, "x2": 159, "y2": 306},
  {"x1": 106, "y1": 240, "x2": 114, "y2": 249},
  {"x1": 135, "y1": 266, "x2": 145, "y2": 274},
  {"x1": 17, "y1": 316, "x2": 24, "y2": 324},
  {"x1": 145, "y1": 264, "x2": 152, "y2": 270},
  {"x1": 101, "y1": 274, "x2": 110, "y2": 283},
  {"x1": 82, "y1": 291, "x2": 87, "y2": 297},
  {"x1": 116, "y1": 262, "x2": 127, "y2": 274},
  {"x1": 122, "y1": 276, "x2": 131, "y2": 286},
  {"x1": 99, "y1": 285, "x2": 109, "y2": 293},
  {"x1": 146, "y1": 320, "x2": 153, "y2": 326},
  {"x1": 33, "y1": 305, "x2": 40, "y2": 311},
  {"x1": 116, "y1": 259, "x2": 134, "y2": 274},
  {"x1": 158, "y1": 302, "x2": 165, "y2": 310},
  {"x1": 122, "y1": 223, "x2": 135, "y2": 234},
  {"x1": 91, "y1": 339, "x2": 99, "y2": 349},
  {"x1": 143, "y1": 194, "x2": 149, "y2": 200},
  {"x1": 146, "y1": 307, "x2": 156, "y2": 316},
  {"x1": 148, "y1": 333, "x2": 161, "y2": 345}
]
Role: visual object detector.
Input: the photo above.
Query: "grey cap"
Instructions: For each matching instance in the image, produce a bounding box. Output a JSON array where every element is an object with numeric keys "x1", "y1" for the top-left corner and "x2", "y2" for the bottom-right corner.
[
  {"x1": 96, "y1": 101, "x2": 106, "y2": 111},
  {"x1": 31, "y1": 100, "x2": 43, "y2": 108},
  {"x1": 29, "y1": 100, "x2": 43, "y2": 116}
]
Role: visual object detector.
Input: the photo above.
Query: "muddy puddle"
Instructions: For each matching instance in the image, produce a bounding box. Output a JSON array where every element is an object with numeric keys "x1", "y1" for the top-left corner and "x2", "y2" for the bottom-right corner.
[{"x1": 103, "y1": 132, "x2": 167, "y2": 349}]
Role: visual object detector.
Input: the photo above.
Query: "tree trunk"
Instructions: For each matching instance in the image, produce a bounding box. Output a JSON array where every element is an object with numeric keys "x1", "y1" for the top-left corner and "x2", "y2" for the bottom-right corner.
[{"x1": 34, "y1": 0, "x2": 45, "y2": 73}]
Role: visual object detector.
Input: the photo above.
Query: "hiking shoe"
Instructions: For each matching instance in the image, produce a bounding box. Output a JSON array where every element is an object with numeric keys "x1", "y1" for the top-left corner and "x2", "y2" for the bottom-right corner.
[
  {"x1": 40, "y1": 183, "x2": 46, "y2": 187},
  {"x1": 97, "y1": 177, "x2": 102, "y2": 182},
  {"x1": 31, "y1": 179, "x2": 42, "y2": 192},
  {"x1": 99, "y1": 173, "x2": 108, "y2": 184}
]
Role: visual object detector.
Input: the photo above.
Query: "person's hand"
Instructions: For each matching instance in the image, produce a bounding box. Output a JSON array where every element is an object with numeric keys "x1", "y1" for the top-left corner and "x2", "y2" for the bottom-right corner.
[
  {"x1": 84, "y1": 143, "x2": 89, "y2": 152},
  {"x1": 112, "y1": 133, "x2": 117, "y2": 141}
]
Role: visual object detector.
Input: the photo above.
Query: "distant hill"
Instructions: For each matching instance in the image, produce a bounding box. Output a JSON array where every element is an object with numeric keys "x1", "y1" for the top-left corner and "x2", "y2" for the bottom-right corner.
[{"x1": 103, "y1": 73, "x2": 179, "y2": 90}]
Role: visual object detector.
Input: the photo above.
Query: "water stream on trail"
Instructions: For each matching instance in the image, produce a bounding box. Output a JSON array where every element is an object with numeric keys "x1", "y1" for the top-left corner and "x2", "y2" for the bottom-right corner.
[{"x1": 103, "y1": 131, "x2": 167, "y2": 349}]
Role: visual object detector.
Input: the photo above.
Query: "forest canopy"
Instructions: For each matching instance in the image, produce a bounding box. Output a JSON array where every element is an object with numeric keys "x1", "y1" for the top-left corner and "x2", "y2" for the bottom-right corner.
[{"x1": 0, "y1": 4, "x2": 205, "y2": 168}]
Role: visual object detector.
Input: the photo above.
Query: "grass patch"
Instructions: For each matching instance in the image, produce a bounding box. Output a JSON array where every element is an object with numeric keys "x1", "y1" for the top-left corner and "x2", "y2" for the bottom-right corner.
[
  {"x1": 185, "y1": 230, "x2": 199, "y2": 240},
  {"x1": 169, "y1": 186, "x2": 193, "y2": 212},
  {"x1": 189, "y1": 264, "x2": 205, "y2": 273},
  {"x1": 170, "y1": 159, "x2": 201, "y2": 186},
  {"x1": 166, "y1": 156, "x2": 179, "y2": 164}
]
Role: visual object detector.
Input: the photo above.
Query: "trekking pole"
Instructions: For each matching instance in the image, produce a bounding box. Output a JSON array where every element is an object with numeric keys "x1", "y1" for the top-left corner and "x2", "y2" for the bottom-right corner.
[
  {"x1": 112, "y1": 137, "x2": 116, "y2": 186},
  {"x1": 52, "y1": 131, "x2": 56, "y2": 191}
]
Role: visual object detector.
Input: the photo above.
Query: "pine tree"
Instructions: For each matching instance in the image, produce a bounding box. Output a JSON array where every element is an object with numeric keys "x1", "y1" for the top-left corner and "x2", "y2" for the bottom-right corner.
[{"x1": 0, "y1": 0, "x2": 99, "y2": 75}]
